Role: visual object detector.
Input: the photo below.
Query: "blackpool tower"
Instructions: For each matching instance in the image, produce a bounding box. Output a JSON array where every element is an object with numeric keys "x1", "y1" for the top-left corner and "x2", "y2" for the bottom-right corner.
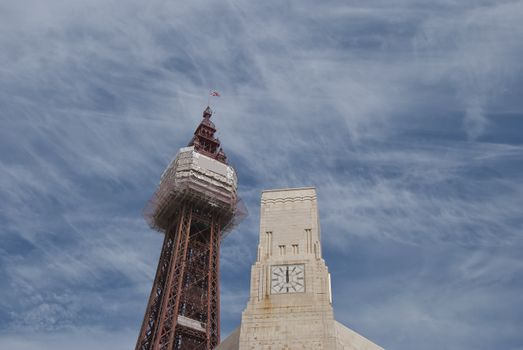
[{"x1": 136, "y1": 106, "x2": 242, "y2": 350}]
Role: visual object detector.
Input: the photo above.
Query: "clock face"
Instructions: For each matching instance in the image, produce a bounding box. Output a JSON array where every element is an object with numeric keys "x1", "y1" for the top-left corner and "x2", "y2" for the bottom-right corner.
[{"x1": 271, "y1": 264, "x2": 305, "y2": 294}]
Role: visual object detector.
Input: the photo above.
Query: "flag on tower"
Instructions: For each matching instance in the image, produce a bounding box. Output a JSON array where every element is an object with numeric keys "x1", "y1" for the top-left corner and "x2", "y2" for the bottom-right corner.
[{"x1": 210, "y1": 91, "x2": 220, "y2": 97}]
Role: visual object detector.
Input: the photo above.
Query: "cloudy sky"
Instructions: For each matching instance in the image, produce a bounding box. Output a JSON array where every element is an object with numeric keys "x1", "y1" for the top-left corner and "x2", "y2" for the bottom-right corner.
[{"x1": 1, "y1": 1, "x2": 523, "y2": 349}]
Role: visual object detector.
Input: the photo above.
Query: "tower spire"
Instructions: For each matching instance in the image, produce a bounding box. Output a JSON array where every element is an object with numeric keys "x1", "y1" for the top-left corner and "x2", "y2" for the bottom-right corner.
[{"x1": 188, "y1": 106, "x2": 227, "y2": 163}]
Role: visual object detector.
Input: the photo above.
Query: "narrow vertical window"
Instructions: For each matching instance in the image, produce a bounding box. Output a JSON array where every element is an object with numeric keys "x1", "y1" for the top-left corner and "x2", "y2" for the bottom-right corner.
[
  {"x1": 279, "y1": 245, "x2": 286, "y2": 256},
  {"x1": 305, "y1": 229, "x2": 312, "y2": 253},
  {"x1": 265, "y1": 231, "x2": 272, "y2": 257},
  {"x1": 292, "y1": 244, "x2": 299, "y2": 254}
]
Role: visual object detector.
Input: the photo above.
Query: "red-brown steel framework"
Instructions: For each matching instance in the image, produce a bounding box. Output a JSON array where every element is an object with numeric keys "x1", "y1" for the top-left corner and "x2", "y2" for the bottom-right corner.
[{"x1": 136, "y1": 107, "x2": 242, "y2": 350}]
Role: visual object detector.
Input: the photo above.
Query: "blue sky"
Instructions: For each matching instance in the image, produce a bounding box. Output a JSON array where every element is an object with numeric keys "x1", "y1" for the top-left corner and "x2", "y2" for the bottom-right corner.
[{"x1": 1, "y1": 1, "x2": 523, "y2": 349}]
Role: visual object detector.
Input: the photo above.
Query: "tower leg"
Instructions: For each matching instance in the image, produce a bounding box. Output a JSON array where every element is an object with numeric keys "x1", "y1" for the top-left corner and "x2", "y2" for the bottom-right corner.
[
  {"x1": 207, "y1": 219, "x2": 221, "y2": 349},
  {"x1": 136, "y1": 204, "x2": 222, "y2": 350}
]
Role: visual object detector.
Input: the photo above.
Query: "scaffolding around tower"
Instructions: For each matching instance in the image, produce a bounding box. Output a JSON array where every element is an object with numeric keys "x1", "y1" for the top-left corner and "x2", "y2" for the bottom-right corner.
[{"x1": 144, "y1": 146, "x2": 245, "y2": 237}]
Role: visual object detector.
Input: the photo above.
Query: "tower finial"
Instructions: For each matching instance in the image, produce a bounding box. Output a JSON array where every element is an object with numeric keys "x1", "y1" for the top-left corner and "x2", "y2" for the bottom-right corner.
[{"x1": 203, "y1": 106, "x2": 213, "y2": 118}]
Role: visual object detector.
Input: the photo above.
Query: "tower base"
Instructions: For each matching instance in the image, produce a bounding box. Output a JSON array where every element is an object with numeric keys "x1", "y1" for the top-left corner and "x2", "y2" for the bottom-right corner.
[{"x1": 217, "y1": 320, "x2": 382, "y2": 350}]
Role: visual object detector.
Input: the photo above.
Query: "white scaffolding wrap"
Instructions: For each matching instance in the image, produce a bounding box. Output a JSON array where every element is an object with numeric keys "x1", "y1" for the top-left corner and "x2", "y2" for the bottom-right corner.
[{"x1": 145, "y1": 146, "x2": 245, "y2": 235}]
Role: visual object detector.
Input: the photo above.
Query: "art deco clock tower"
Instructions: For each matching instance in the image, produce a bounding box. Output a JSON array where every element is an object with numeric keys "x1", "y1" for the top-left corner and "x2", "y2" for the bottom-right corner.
[{"x1": 217, "y1": 187, "x2": 383, "y2": 350}]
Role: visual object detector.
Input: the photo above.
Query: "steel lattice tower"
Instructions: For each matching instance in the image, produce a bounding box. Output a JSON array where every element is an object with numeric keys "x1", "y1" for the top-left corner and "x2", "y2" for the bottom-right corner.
[{"x1": 136, "y1": 106, "x2": 243, "y2": 350}]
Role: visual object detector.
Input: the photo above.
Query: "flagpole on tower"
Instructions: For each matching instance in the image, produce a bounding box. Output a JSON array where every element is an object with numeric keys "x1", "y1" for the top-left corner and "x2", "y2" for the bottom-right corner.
[{"x1": 208, "y1": 90, "x2": 220, "y2": 107}]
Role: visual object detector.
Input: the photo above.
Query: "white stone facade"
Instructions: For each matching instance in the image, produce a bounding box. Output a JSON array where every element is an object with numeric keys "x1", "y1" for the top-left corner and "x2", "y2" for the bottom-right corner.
[{"x1": 217, "y1": 188, "x2": 383, "y2": 350}]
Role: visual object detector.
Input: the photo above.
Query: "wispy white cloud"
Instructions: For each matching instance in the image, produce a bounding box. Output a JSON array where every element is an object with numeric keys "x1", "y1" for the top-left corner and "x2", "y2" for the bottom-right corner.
[
  {"x1": 333, "y1": 245, "x2": 523, "y2": 350},
  {"x1": 0, "y1": 329, "x2": 136, "y2": 350},
  {"x1": 318, "y1": 142, "x2": 523, "y2": 247},
  {"x1": 414, "y1": 1, "x2": 523, "y2": 140}
]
